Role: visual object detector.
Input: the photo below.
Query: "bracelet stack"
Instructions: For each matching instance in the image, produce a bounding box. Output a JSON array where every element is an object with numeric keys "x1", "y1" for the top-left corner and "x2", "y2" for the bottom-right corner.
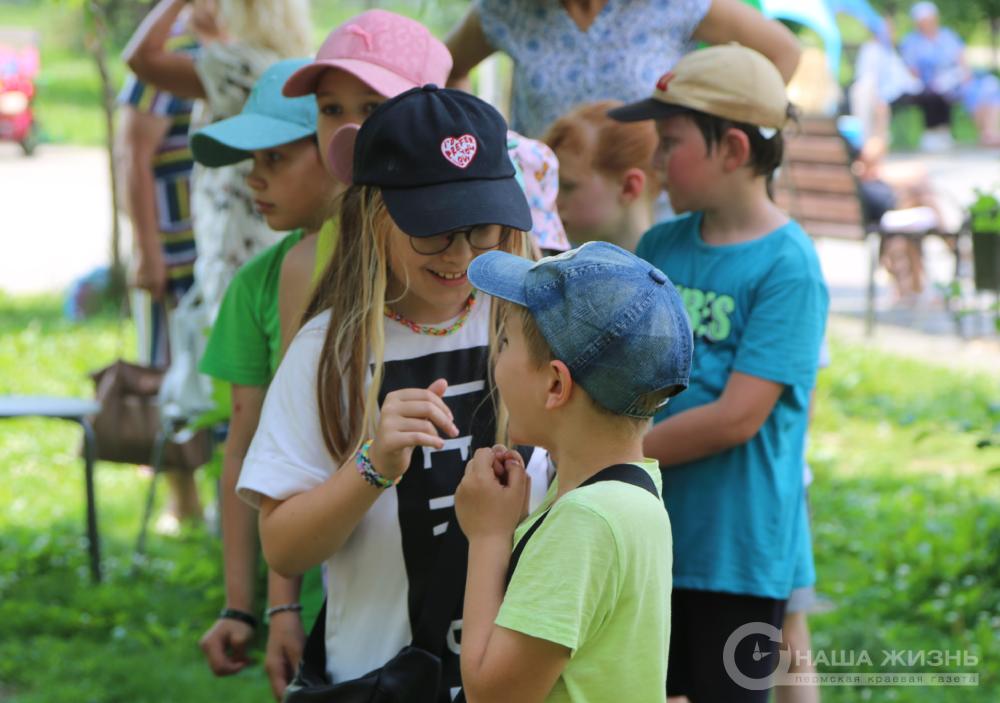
[
  {"x1": 355, "y1": 439, "x2": 400, "y2": 489},
  {"x1": 219, "y1": 607, "x2": 258, "y2": 629}
]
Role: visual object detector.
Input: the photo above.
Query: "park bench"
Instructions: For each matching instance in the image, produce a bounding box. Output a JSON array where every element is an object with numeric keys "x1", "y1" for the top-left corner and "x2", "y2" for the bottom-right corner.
[{"x1": 772, "y1": 116, "x2": 964, "y2": 335}]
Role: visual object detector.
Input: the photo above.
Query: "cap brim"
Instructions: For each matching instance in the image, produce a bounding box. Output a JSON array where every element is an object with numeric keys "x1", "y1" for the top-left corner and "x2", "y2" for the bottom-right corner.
[
  {"x1": 468, "y1": 250, "x2": 532, "y2": 306},
  {"x1": 191, "y1": 113, "x2": 315, "y2": 167},
  {"x1": 283, "y1": 58, "x2": 417, "y2": 98},
  {"x1": 607, "y1": 98, "x2": 691, "y2": 123},
  {"x1": 381, "y1": 177, "x2": 532, "y2": 238}
]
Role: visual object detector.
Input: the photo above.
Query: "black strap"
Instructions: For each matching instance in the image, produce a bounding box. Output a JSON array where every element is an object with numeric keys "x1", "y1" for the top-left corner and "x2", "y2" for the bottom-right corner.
[
  {"x1": 299, "y1": 598, "x2": 328, "y2": 680},
  {"x1": 504, "y1": 464, "x2": 659, "y2": 588},
  {"x1": 298, "y1": 515, "x2": 469, "y2": 680}
]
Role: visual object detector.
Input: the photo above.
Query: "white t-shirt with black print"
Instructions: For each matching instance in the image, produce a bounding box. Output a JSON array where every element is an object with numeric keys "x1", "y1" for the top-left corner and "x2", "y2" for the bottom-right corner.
[{"x1": 238, "y1": 294, "x2": 549, "y2": 698}]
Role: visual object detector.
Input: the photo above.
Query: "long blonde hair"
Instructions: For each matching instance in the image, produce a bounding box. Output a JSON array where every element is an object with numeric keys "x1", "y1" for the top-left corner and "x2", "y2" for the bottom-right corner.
[
  {"x1": 304, "y1": 186, "x2": 534, "y2": 463},
  {"x1": 218, "y1": 0, "x2": 312, "y2": 58}
]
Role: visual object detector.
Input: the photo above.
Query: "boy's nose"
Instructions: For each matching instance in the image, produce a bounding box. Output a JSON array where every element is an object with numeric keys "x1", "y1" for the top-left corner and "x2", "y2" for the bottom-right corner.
[{"x1": 245, "y1": 172, "x2": 266, "y2": 192}]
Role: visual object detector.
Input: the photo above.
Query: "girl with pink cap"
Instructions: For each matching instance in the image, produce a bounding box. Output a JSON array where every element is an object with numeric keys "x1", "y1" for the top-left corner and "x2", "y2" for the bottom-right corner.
[{"x1": 276, "y1": 9, "x2": 454, "y2": 356}]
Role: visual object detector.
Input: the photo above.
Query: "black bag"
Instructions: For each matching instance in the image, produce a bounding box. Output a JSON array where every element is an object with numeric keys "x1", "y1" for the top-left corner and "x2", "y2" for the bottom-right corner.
[{"x1": 283, "y1": 518, "x2": 468, "y2": 703}]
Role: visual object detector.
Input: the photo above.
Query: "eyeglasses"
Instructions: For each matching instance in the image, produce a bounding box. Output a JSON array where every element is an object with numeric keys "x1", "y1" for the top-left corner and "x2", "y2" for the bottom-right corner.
[{"x1": 408, "y1": 226, "x2": 511, "y2": 256}]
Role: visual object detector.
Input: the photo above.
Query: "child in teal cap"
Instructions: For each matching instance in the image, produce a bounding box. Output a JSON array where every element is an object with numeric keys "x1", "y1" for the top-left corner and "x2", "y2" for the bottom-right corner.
[{"x1": 192, "y1": 57, "x2": 338, "y2": 699}]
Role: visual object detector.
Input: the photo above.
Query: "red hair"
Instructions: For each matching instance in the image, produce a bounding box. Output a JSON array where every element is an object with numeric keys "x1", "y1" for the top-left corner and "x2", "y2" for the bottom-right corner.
[{"x1": 544, "y1": 100, "x2": 658, "y2": 192}]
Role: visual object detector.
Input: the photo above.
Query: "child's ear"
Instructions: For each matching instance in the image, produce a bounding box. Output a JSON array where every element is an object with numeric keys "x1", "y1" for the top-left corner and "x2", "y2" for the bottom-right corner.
[
  {"x1": 721, "y1": 128, "x2": 752, "y2": 173},
  {"x1": 618, "y1": 167, "x2": 647, "y2": 205},
  {"x1": 544, "y1": 360, "x2": 573, "y2": 411}
]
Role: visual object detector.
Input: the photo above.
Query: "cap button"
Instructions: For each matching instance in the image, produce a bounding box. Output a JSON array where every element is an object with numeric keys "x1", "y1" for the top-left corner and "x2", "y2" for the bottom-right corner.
[
  {"x1": 649, "y1": 268, "x2": 667, "y2": 284},
  {"x1": 422, "y1": 83, "x2": 439, "y2": 91}
]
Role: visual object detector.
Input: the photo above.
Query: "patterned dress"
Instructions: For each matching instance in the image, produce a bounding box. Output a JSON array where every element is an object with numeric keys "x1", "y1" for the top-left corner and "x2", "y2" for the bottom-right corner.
[
  {"x1": 117, "y1": 32, "x2": 199, "y2": 365},
  {"x1": 190, "y1": 41, "x2": 283, "y2": 322},
  {"x1": 478, "y1": 0, "x2": 711, "y2": 138}
]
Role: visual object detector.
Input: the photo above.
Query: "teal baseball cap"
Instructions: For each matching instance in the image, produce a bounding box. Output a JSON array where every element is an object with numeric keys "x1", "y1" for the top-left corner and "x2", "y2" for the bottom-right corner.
[{"x1": 191, "y1": 58, "x2": 317, "y2": 167}]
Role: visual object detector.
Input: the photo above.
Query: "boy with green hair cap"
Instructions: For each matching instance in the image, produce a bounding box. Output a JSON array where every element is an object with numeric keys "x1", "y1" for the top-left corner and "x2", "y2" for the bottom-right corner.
[{"x1": 610, "y1": 43, "x2": 829, "y2": 702}]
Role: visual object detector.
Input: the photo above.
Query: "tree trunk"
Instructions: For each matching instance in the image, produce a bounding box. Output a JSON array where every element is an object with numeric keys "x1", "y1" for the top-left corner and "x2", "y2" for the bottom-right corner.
[
  {"x1": 85, "y1": 0, "x2": 127, "y2": 306},
  {"x1": 992, "y1": 16, "x2": 999, "y2": 74}
]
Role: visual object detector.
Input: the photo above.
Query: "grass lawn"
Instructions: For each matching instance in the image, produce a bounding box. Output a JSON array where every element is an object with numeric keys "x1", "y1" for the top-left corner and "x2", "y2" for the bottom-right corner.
[{"x1": 1, "y1": 293, "x2": 998, "y2": 701}]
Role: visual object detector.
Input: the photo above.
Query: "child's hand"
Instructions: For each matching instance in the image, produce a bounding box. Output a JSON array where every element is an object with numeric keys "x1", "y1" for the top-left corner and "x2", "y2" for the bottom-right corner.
[
  {"x1": 368, "y1": 379, "x2": 459, "y2": 482},
  {"x1": 456, "y1": 446, "x2": 531, "y2": 540}
]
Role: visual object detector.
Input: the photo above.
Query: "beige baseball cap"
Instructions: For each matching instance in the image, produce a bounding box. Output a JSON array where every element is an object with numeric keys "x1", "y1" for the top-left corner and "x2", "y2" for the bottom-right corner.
[{"x1": 608, "y1": 43, "x2": 790, "y2": 136}]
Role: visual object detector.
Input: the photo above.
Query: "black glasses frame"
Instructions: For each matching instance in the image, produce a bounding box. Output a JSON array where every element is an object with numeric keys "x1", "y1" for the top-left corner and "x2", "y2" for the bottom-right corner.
[{"x1": 408, "y1": 227, "x2": 512, "y2": 255}]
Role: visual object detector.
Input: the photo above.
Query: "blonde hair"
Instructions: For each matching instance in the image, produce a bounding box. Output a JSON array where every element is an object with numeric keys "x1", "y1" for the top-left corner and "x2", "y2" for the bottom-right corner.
[
  {"x1": 218, "y1": 0, "x2": 312, "y2": 58},
  {"x1": 544, "y1": 100, "x2": 659, "y2": 193},
  {"x1": 304, "y1": 186, "x2": 534, "y2": 463}
]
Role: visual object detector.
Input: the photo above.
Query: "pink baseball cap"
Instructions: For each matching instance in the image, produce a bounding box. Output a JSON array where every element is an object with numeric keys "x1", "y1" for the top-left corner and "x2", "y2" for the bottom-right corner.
[{"x1": 283, "y1": 9, "x2": 453, "y2": 98}]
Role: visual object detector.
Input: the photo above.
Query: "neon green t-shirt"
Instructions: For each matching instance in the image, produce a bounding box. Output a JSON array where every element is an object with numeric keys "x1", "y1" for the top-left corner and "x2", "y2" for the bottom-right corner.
[
  {"x1": 199, "y1": 230, "x2": 305, "y2": 386},
  {"x1": 495, "y1": 460, "x2": 672, "y2": 703},
  {"x1": 312, "y1": 218, "x2": 340, "y2": 283}
]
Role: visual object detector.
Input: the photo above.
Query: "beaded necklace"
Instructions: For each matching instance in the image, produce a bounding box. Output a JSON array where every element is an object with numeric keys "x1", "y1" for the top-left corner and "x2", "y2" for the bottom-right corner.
[{"x1": 384, "y1": 290, "x2": 477, "y2": 336}]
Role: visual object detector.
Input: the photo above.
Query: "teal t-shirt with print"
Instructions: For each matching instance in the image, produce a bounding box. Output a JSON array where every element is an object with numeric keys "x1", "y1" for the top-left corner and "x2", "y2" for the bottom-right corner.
[
  {"x1": 496, "y1": 460, "x2": 672, "y2": 703},
  {"x1": 635, "y1": 212, "x2": 828, "y2": 599}
]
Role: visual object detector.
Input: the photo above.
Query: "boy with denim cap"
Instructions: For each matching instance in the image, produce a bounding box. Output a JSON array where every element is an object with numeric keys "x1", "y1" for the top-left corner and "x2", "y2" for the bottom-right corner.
[
  {"x1": 610, "y1": 44, "x2": 830, "y2": 702},
  {"x1": 455, "y1": 241, "x2": 692, "y2": 703}
]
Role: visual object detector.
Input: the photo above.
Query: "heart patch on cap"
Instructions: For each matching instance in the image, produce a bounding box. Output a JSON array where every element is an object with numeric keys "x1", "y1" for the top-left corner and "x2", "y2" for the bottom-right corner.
[{"x1": 440, "y1": 134, "x2": 477, "y2": 169}]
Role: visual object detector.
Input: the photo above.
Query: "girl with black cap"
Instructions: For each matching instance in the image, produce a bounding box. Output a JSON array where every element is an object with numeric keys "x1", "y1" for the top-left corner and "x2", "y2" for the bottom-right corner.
[{"x1": 235, "y1": 85, "x2": 549, "y2": 701}]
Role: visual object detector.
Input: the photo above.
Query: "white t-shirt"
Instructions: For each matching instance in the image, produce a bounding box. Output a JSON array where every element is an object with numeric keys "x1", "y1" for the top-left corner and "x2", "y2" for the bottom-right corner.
[{"x1": 238, "y1": 295, "x2": 549, "y2": 695}]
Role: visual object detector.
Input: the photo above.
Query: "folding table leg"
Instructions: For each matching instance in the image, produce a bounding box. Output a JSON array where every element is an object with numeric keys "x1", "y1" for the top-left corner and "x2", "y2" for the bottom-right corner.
[{"x1": 79, "y1": 417, "x2": 102, "y2": 583}]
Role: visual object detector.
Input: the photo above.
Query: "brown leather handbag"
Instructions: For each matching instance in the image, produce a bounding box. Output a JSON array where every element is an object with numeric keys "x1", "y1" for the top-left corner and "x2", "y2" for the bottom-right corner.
[{"x1": 88, "y1": 360, "x2": 211, "y2": 470}]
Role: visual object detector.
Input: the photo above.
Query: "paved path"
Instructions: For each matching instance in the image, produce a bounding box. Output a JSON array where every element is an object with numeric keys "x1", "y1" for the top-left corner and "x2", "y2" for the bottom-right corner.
[{"x1": 0, "y1": 143, "x2": 116, "y2": 296}]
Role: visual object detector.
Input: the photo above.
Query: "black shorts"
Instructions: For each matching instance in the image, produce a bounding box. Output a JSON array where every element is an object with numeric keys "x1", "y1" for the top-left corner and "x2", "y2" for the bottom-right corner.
[{"x1": 667, "y1": 588, "x2": 787, "y2": 703}]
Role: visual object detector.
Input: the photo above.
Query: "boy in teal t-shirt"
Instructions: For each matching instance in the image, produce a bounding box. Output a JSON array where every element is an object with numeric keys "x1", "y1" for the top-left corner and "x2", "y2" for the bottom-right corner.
[
  {"x1": 611, "y1": 44, "x2": 829, "y2": 702},
  {"x1": 456, "y1": 241, "x2": 693, "y2": 703},
  {"x1": 189, "y1": 59, "x2": 341, "y2": 696}
]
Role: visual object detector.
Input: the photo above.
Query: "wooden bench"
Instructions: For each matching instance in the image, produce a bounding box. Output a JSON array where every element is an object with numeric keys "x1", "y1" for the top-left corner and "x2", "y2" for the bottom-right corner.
[{"x1": 772, "y1": 116, "x2": 963, "y2": 335}]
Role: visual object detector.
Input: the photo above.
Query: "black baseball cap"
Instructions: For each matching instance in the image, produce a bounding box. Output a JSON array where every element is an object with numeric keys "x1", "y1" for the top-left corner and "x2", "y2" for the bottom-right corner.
[{"x1": 331, "y1": 84, "x2": 531, "y2": 237}]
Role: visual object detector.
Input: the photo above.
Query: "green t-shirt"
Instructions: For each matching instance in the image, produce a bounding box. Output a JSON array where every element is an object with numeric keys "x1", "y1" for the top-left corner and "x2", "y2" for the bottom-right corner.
[
  {"x1": 199, "y1": 230, "x2": 305, "y2": 386},
  {"x1": 495, "y1": 460, "x2": 672, "y2": 703}
]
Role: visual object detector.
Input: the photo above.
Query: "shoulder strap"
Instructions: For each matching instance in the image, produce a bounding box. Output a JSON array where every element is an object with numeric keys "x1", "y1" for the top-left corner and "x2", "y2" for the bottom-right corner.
[
  {"x1": 504, "y1": 463, "x2": 659, "y2": 588},
  {"x1": 298, "y1": 598, "x2": 328, "y2": 682},
  {"x1": 297, "y1": 516, "x2": 469, "y2": 680}
]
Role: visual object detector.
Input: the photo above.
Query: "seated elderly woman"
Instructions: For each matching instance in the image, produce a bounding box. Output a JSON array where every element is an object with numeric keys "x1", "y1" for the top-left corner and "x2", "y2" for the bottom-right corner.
[{"x1": 899, "y1": 1, "x2": 1000, "y2": 147}]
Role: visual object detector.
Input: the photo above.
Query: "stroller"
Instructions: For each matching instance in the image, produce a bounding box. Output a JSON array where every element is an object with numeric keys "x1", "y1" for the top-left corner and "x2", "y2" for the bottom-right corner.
[{"x1": 0, "y1": 29, "x2": 40, "y2": 156}]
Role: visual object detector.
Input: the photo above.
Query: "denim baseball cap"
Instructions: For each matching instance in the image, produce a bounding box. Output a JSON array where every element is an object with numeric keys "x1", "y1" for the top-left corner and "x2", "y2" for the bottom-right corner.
[
  {"x1": 339, "y1": 84, "x2": 531, "y2": 237},
  {"x1": 469, "y1": 241, "x2": 692, "y2": 417},
  {"x1": 191, "y1": 58, "x2": 317, "y2": 167}
]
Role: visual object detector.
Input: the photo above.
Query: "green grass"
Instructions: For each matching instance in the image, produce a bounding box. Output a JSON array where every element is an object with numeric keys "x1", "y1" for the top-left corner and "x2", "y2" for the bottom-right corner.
[
  {"x1": 805, "y1": 341, "x2": 1000, "y2": 701},
  {"x1": 2, "y1": 293, "x2": 999, "y2": 701},
  {"x1": 0, "y1": 294, "x2": 266, "y2": 702}
]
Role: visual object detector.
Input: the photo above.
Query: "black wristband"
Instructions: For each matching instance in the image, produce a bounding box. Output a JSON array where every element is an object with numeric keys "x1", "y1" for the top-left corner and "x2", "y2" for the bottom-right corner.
[{"x1": 219, "y1": 607, "x2": 258, "y2": 629}]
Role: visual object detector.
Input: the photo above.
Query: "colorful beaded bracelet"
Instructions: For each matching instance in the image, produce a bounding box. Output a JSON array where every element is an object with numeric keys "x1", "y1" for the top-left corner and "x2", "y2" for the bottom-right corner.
[{"x1": 355, "y1": 440, "x2": 400, "y2": 489}]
